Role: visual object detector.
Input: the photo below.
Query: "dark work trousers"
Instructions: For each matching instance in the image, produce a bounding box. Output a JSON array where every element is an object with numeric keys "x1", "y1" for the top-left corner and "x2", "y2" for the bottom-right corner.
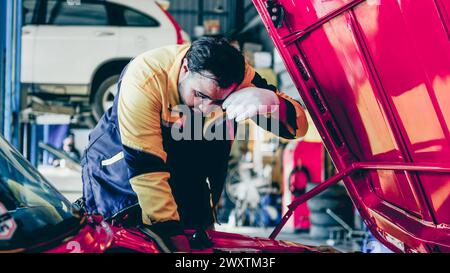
[{"x1": 160, "y1": 111, "x2": 234, "y2": 230}]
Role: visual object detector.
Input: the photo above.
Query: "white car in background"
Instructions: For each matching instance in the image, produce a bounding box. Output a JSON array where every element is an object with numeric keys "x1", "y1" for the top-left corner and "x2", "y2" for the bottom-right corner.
[{"x1": 21, "y1": 0, "x2": 189, "y2": 122}]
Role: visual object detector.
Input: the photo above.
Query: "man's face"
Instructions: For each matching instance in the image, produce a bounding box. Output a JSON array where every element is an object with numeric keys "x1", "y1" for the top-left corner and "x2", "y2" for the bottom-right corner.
[{"x1": 178, "y1": 61, "x2": 236, "y2": 114}]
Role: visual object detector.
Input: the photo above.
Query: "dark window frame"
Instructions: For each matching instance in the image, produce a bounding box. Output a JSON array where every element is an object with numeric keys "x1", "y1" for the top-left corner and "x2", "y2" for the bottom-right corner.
[
  {"x1": 107, "y1": 2, "x2": 160, "y2": 27},
  {"x1": 31, "y1": 0, "x2": 160, "y2": 28},
  {"x1": 38, "y1": 0, "x2": 112, "y2": 27},
  {"x1": 22, "y1": 0, "x2": 40, "y2": 25}
]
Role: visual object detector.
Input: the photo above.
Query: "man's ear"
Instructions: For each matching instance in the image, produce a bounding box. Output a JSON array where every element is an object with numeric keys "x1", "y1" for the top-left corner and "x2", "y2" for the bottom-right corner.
[{"x1": 182, "y1": 58, "x2": 189, "y2": 73}]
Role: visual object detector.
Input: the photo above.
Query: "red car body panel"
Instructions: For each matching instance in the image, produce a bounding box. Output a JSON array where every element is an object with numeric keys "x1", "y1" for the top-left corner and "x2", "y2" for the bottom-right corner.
[
  {"x1": 109, "y1": 227, "x2": 319, "y2": 253},
  {"x1": 109, "y1": 226, "x2": 161, "y2": 253},
  {"x1": 45, "y1": 218, "x2": 114, "y2": 253},
  {"x1": 252, "y1": 0, "x2": 450, "y2": 252},
  {"x1": 44, "y1": 222, "x2": 320, "y2": 253}
]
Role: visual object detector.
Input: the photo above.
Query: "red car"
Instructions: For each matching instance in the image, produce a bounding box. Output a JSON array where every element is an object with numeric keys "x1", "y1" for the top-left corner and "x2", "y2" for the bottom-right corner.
[
  {"x1": 254, "y1": 0, "x2": 450, "y2": 252},
  {"x1": 0, "y1": 135, "x2": 327, "y2": 253},
  {"x1": 1, "y1": 0, "x2": 449, "y2": 253}
]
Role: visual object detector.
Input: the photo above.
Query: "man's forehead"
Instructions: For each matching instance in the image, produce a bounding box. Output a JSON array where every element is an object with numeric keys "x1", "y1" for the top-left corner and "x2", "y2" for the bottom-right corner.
[
  {"x1": 192, "y1": 72, "x2": 236, "y2": 99},
  {"x1": 193, "y1": 73, "x2": 220, "y2": 92},
  {"x1": 198, "y1": 76, "x2": 218, "y2": 89},
  {"x1": 192, "y1": 72, "x2": 216, "y2": 85}
]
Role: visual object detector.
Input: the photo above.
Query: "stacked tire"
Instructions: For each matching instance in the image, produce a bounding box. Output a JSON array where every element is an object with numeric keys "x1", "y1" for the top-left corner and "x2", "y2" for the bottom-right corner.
[{"x1": 307, "y1": 182, "x2": 354, "y2": 239}]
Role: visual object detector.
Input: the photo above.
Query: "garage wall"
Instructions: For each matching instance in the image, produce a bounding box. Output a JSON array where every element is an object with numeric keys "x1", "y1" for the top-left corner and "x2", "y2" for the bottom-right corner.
[{"x1": 168, "y1": 0, "x2": 256, "y2": 38}]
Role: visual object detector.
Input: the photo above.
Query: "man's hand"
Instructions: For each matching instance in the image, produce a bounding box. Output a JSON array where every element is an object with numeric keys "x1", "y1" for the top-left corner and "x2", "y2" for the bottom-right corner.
[
  {"x1": 222, "y1": 87, "x2": 280, "y2": 122},
  {"x1": 170, "y1": 234, "x2": 191, "y2": 253},
  {"x1": 140, "y1": 221, "x2": 191, "y2": 253}
]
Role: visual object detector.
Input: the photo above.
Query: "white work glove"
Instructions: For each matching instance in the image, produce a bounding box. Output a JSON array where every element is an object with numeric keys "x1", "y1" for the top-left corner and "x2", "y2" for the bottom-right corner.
[{"x1": 222, "y1": 87, "x2": 280, "y2": 122}]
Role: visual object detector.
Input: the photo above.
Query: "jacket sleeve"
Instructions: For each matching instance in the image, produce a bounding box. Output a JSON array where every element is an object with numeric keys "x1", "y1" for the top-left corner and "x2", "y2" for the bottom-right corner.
[
  {"x1": 117, "y1": 70, "x2": 180, "y2": 231},
  {"x1": 238, "y1": 62, "x2": 308, "y2": 139}
]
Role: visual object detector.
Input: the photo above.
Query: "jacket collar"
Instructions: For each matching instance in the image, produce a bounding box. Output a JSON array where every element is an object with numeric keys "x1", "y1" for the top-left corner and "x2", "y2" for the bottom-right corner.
[{"x1": 166, "y1": 44, "x2": 190, "y2": 111}]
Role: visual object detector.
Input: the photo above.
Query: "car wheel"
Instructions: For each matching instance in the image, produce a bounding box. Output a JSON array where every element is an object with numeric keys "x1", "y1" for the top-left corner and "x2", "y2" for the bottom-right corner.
[
  {"x1": 306, "y1": 182, "x2": 348, "y2": 198},
  {"x1": 309, "y1": 225, "x2": 341, "y2": 239},
  {"x1": 92, "y1": 75, "x2": 120, "y2": 121},
  {"x1": 307, "y1": 198, "x2": 341, "y2": 213},
  {"x1": 309, "y1": 212, "x2": 338, "y2": 226},
  {"x1": 306, "y1": 182, "x2": 355, "y2": 241}
]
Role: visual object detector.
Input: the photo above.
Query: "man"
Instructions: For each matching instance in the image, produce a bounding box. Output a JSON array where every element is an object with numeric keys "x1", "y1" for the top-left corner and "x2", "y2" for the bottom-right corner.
[
  {"x1": 63, "y1": 134, "x2": 81, "y2": 162},
  {"x1": 52, "y1": 133, "x2": 80, "y2": 167},
  {"x1": 81, "y1": 37, "x2": 308, "y2": 252}
]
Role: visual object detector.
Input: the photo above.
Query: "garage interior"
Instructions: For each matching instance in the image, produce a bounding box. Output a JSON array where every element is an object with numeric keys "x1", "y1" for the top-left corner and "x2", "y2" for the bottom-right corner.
[{"x1": 5, "y1": 0, "x2": 441, "y2": 254}]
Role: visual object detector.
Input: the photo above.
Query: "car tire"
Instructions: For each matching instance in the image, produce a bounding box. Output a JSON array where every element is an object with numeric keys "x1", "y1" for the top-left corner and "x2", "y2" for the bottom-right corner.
[
  {"x1": 306, "y1": 182, "x2": 354, "y2": 240},
  {"x1": 309, "y1": 225, "x2": 340, "y2": 239},
  {"x1": 306, "y1": 182, "x2": 348, "y2": 199},
  {"x1": 309, "y1": 212, "x2": 337, "y2": 226},
  {"x1": 217, "y1": 159, "x2": 240, "y2": 223},
  {"x1": 307, "y1": 198, "x2": 341, "y2": 213},
  {"x1": 92, "y1": 75, "x2": 120, "y2": 121}
]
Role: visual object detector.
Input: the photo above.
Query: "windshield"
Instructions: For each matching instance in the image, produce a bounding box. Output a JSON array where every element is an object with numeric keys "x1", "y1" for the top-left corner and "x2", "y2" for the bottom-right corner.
[{"x1": 0, "y1": 136, "x2": 81, "y2": 251}]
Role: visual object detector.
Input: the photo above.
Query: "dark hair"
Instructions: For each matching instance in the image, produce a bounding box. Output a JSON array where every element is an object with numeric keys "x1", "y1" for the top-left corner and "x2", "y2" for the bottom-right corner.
[{"x1": 185, "y1": 37, "x2": 245, "y2": 88}]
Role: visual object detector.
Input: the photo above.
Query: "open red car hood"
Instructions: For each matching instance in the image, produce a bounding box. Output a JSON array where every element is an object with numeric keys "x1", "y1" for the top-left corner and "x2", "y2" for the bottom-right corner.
[{"x1": 254, "y1": 0, "x2": 450, "y2": 252}]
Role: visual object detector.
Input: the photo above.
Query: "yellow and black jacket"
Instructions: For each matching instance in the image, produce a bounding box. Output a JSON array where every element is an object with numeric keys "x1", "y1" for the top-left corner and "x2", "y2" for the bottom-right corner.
[{"x1": 81, "y1": 44, "x2": 307, "y2": 231}]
